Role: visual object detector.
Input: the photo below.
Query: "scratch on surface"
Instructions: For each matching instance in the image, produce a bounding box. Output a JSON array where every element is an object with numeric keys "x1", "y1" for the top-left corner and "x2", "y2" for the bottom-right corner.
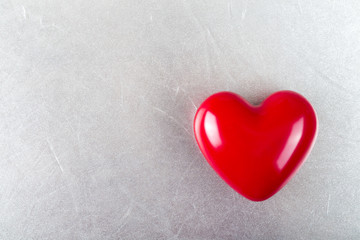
[
  {"x1": 311, "y1": 65, "x2": 357, "y2": 98},
  {"x1": 46, "y1": 139, "x2": 64, "y2": 173},
  {"x1": 326, "y1": 194, "x2": 331, "y2": 215},
  {"x1": 241, "y1": 6, "x2": 247, "y2": 20},
  {"x1": 119, "y1": 187, "x2": 158, "y2": 218},
  {"x1": 111, "y1": 205, "x2": 133, "y2": 237},
  {"x1": 289, "y1": 47, "x2": 358, "y2": 98},
  {"x1": 153, "y1": 106, "x2": 167, "y2": 114},
  {"x1": 170, "y1": 213, "x2": 196, "y2": 240},
  {"x1": 120, "y1": 205, "x2": 133, "y2": 222},
  {"x1": 31, "y1": 146, "x2": 48, "y2": 171},
  {"x1": 187, "y1": 96, "x2": 197, "y2": 110},
  {"x1": 152, "y1": 106, "x2": 192, "y2": 136},
  {"x1": 183, "y1": 0, "x2": 208, "y2": 34},
  {"x1": 39, "y1": 16, "x2": 44, "y2": 27},
  {"x1": 189, "y1": 99, "x2": 197, "y2": 110},
  {"x1": 21, "y1": 5, "x2": 27, "y2": 19},
  {"x1": 228, "y1": 2, "x2": 233, "y2": 18},
  {"x1": 174, "y1": 86, "x2": 180, "y2": 98},
  {"x1": 204, "y1": 27, "x2": 237, "y2": 84},
  {"x1": 184, "y1": 0, "x2": 235, "y2": 85},
  {"x1": 168, "y1": 223, "x2": 184, "y2": 240},
  {"x1": 205, "y1": 27, "x2": 220, "y2": 52},
  {"x1": 63, "y1": 116, "x2": 82, "y2": 145},
  {"x1": 297, "y1": 0, "x2": 303, "y2": 15},
  {"x1": 255, "y1": 45, "x2": 265, "y2": 63}
]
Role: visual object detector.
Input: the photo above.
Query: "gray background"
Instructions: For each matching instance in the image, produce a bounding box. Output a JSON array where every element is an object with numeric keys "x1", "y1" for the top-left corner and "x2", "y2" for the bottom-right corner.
[{"x1": 1, "y1": 0, "x2": 359, "y2": 239}]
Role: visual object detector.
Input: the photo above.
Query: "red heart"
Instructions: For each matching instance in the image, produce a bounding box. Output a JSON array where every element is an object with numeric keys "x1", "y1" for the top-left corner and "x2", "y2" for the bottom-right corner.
[{"x1": 194, "y1": 91, "x2": 317, "y2": 201}]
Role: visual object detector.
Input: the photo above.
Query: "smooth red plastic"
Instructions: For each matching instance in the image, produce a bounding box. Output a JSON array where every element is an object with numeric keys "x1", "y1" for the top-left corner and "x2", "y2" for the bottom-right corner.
[{"x1": 194, "y1": 91, "x2": 317, "y2": 201}]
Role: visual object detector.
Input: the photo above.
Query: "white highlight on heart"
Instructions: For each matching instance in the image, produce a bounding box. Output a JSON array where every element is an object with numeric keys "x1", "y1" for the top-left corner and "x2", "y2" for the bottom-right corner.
[
  {"x1": 204, "y1": 112, "x2": 223, "y2": 149},
  {"x1": 276, "y1": 117, "x2": 304, "y2": 170}
]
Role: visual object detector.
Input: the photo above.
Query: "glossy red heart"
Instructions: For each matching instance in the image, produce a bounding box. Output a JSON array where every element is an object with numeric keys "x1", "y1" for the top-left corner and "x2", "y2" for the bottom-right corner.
[{"x1": 194, "y1": 91, "x2": 317, "y2": 201}]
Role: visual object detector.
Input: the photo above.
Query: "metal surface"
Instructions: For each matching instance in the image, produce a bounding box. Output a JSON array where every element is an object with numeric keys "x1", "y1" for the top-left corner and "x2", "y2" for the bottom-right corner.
[{"x1": 1, "y1": 0, "x2": 360, "y2": 239}]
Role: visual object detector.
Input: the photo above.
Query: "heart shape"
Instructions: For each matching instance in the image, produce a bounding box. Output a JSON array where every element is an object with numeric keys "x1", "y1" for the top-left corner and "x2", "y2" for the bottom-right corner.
[{"x1": 194, "y1": 91, "x2": 317, "y2": 201}]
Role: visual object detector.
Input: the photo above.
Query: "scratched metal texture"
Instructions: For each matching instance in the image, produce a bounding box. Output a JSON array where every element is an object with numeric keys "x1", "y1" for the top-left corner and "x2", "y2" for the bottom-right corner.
[{"x1": 0, "y1": 0, "x2": 360, "y2": 239}]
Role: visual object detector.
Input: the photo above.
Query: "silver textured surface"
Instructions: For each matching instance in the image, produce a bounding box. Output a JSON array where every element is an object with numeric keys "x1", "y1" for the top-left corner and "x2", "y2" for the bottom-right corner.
[{"x1": 1, "y1": 0, "x2": 360, "y2": 239}]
